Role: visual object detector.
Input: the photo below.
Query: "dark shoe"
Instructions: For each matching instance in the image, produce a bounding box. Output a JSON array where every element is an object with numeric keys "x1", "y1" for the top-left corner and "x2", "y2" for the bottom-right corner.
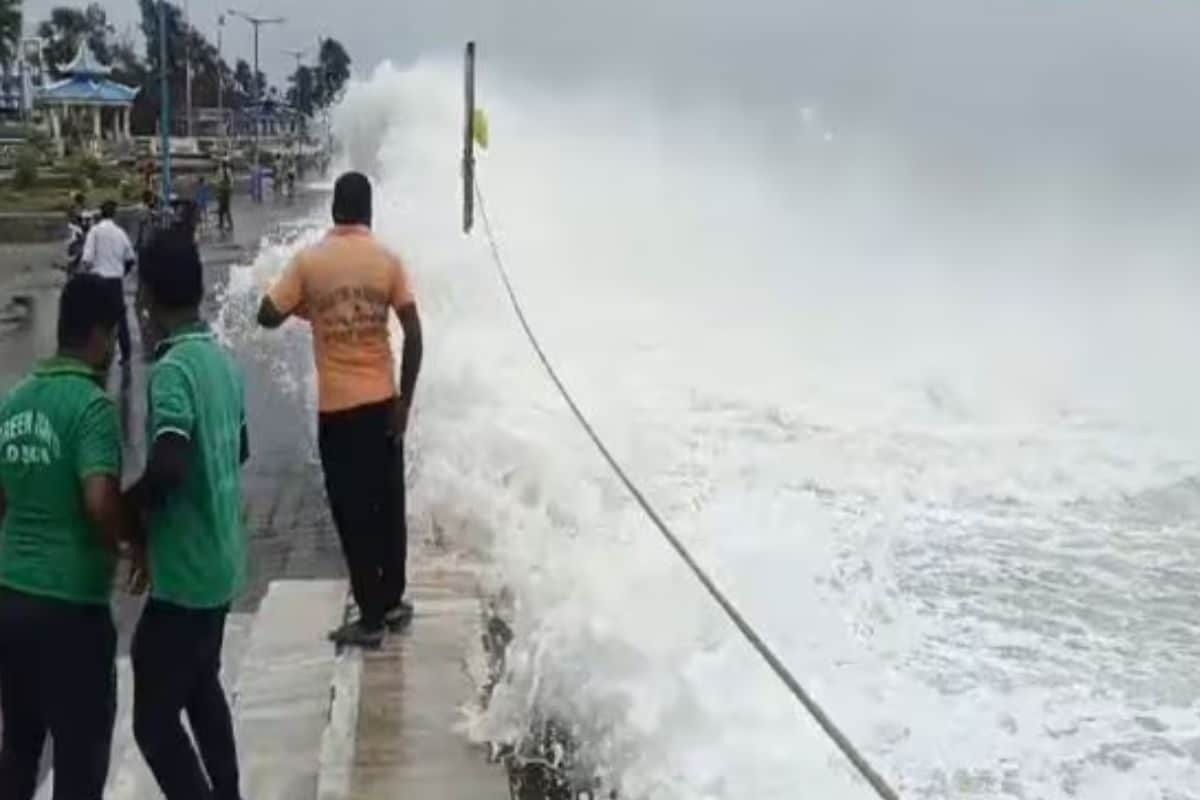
[
  {"x1": 384, "y1": 601, "x2": 414, "y2": 632},
  {"x1": 327, "y1": 620, "x2": 384, "y2": 649}
]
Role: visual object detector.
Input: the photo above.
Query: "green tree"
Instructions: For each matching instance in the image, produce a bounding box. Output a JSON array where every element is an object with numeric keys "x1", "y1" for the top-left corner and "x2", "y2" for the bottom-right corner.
[
  {"x1": 313, "y1": 38, "x2": 350, "y2": 108},
  {"x1": 232, "y1": 58, "x2": 252, "y2": 99},
  {"x1": 232, "y1": 58, "x2": 265, "y2": 104},
  {"x1": 0, "y1": 0, "x2": 20, "y2": 67},
  {"x1": 37, "y1": 4, "x2": 114, "y2": 76},
  {"x1": 12, "y1": 144, "x2": 40, "y2": 191},
  {"x1": 138, "y1": 0, "x2": 182, "y2": 89},
  {"x1": 111, "y1": 39, "x2": 154, "y2": 134},
  {"x1": 287, "y1": 65, "x2": 314, "y2": 116},
  {"x1": 136, "y1": 1, "x2": 239, "y2": 132}
]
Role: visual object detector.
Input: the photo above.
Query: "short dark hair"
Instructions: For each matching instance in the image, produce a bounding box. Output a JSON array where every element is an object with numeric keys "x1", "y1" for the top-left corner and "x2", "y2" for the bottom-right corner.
[
  {"x1": 332, "y1": 171, "x2": 372, "y2": 226},
  {"x1": 142, "y1": 190, "x2": 154, "y2": 205},
  {"x1": 100, "y1": 200, "x2": 117, "y2": 219},
  {"x1": 58, "y1": 274, "x2": 122, "y2": 349},
  {"x1": 141, "y1": 228, "x2": 204, "y2": 310}
]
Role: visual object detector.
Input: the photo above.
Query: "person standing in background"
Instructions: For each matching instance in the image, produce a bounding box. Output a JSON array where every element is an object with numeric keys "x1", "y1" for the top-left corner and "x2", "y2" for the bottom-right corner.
[
  {"x1": 194, "y1": 177, "x2": 211, "y2": 235},
  {"x1": 256, "y1": 171, "x2": 423, "y2": 649},
  {"x1": 134, "y1": 191, "x2": 162, "y2": 357},
  {"x1": 81, "y1": 200, "x2": 136, "y2": 366},
  {"x1": 217, "y1": 162, "x2": 234, "y2": 235},
  {"x1": 134, "y1": 191, "x2": 160, "y2": 255}
]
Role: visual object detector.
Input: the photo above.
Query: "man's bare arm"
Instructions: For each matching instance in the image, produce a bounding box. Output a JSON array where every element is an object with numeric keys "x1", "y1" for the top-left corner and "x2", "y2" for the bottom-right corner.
[
  {"x1": 83, "y1": 474, "x2": 130, "y2": 554},
  {"x1": 126, "y1": 433, "x2": 192, "y2": 513},
  {"x1": 391, "y1": 303, "x2": 424, "y2": 440},
  {"x1": 256, "y1": 296, "x2": 290, "y2": 329}
]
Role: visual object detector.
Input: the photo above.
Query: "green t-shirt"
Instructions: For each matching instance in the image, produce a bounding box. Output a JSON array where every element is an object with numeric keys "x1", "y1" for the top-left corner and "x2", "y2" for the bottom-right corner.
[
  {"x1": 146, "y1": 324, "x2": 247, "y2": 609},
  {"x1": 0, "y1": 358, "x2": 120, "y2": 605}
]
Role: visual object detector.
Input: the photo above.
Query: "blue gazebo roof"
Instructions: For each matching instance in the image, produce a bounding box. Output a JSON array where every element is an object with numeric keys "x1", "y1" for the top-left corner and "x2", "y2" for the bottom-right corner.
[
  {"x1": 40, "y1": 77, "x2": 138, "y2": 105},
  {"x1": 36, "y1": 42, "x2": 138, "y2": 107}
]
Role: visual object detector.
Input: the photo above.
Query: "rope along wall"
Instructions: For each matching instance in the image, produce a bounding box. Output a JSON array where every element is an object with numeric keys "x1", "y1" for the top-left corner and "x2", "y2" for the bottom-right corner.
[{"x1": 473, "y1": 180, "x2": 902, "y2": 800}]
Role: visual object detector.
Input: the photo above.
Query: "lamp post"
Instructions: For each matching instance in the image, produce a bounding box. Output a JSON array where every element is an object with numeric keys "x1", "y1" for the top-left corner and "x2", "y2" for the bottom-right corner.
[
  {"x1": 227, "y1": 8, "x2": 284, "y2": 192},
  {"x1": 216, "y1": 13, "x2": 225, "y2": 145},
  {"x1": 282, "y1": 46, "x2": 309, "y2": 130},
  {"x1": 158, "y1": 0, "x2": 171, "y2": 204},
  {"x1": 184, "y1": 0, "x2": 192, "y2": 137}
]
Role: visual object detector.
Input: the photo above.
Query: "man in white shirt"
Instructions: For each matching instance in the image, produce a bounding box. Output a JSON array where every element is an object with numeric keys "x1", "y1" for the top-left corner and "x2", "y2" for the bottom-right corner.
[{"x1": 82, "y1": 200, "x2": 136, "y2": 364}]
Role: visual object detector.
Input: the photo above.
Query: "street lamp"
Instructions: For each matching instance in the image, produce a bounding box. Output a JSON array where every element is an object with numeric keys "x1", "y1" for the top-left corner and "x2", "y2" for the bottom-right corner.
[
  {"x1": 281, "y1": 47, "x2": 309, "y2": 116},
  {"x1": 159, "y1": 0, "x2": 171, "y2": 203},
  {"x1": 184, "y1": 0, "x2": 192, "y2": 136},
  {"x1": 216, "y1": 13, "x2": 225, "y2": 145},
  {"x1": 227, "y1": 8, "x2": 284, "y2": 193}
]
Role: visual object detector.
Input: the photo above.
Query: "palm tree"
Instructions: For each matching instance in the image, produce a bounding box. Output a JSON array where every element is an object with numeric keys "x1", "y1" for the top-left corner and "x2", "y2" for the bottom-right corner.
[{"x1": 0, "y1": 0, "x2": 21, "y2": 69}]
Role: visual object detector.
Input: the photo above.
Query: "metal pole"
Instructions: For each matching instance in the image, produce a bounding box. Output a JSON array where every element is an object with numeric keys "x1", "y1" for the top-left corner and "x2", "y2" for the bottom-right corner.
[
  {"x1": 462, "y1": 41, "x2": 476, "y2": 234},
  {"x1": 228, "y1": 11, "x2": 285, "y2": 200},
  {"x1": 184, "y1": 0, "x2": 193, "y2": 137},
  {"x1": 252, "y1": 19, "x2": 259, "y2": 178},
  {"x1": 216, "y1": 15, "x2": 224, "y2": 144},
  {"x1": 159, "y1": 0, "x2": 172, "y2": 203}
]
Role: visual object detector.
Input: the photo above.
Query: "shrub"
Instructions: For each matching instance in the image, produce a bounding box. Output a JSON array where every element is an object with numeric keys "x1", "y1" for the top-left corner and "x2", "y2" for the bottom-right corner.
[
  {"x1": 24, "y1": 128, "x2": 54, "y2": 160},
  {"x1": 12, "y1": 145, "x2": 40, "y2": 190},
  {"x1": 118, "y1": 177, "x2": 140, "y2": 203},
  {"x1": 65, "y1": 154, "x2": 121, "y2": 191}
]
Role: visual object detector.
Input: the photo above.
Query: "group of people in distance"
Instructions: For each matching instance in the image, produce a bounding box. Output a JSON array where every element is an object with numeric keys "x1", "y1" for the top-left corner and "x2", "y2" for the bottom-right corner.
[{"x1": 0, "y1": 171, "x2": 423, "y2": 799}]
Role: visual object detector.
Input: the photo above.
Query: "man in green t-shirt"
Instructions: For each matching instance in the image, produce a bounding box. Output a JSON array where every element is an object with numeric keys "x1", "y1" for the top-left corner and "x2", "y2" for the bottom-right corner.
[
  {"x1": 126, "y1": 230, "x2": 249, "y2": 800},
  {"x1": 0, "y1": 274, "x2": 131, "y2": 800}
]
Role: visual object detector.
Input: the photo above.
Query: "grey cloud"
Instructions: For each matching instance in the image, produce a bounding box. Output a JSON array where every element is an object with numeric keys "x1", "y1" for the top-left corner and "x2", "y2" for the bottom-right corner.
[{"x1": 21, "y1": 0, "x2": 1200, "y2": 177}]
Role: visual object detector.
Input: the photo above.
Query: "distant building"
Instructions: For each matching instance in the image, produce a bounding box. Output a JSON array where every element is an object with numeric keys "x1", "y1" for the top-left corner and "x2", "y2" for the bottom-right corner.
[
  {"x1": 1, "y1": 39, "x2": 47, "y2": 119},
  {"x1": 178, "y1": 94, "x2": 306, "y2": 142},
  {"x1": 0, "y1": 65, "x2": 21, "y2": 116}
]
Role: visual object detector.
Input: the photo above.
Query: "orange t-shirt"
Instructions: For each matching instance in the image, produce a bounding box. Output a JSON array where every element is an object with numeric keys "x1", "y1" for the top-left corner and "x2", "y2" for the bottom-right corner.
[{"x1": 268, "y1": 225, "x2": 416, "y2": 413}]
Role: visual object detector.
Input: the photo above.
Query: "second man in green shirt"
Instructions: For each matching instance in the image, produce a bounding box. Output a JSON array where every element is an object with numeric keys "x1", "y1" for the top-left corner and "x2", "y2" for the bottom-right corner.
[{"x1": 127, "y1": 229, "x2": 249, "y2": 800}]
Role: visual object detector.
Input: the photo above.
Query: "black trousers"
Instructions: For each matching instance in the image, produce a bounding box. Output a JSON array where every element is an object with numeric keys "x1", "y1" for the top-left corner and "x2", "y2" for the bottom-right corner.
[
  {"x1": 132, "y1": 599, "x2": 241, "y2": 800},
  {"x1": 217, "y1": 200, "x2": 233, "y2": 232},
  {"x1": 101, "y1": 277, "x2": 131, "y2": 362},
  {"x1": 318, "y1": 399, "x2": 407, "y2": 629},
  {"x1": 0, "y1": 588, "x2": 116, "y2": 800}
]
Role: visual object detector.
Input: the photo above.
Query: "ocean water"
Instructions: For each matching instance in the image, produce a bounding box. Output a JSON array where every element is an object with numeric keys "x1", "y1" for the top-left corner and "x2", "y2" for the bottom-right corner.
[{"x1": 218, "y1": 52, "x2": 1200, "y2": 799}]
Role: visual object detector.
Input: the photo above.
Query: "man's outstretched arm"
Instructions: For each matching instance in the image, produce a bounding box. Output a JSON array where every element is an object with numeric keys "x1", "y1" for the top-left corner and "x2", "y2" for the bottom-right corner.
[
  {"x1": 257, "y1": 256, "x2": 305, "y2": 329},
  {"x1": 256, "y1": 295, "x2": 290, "y2": 329}
]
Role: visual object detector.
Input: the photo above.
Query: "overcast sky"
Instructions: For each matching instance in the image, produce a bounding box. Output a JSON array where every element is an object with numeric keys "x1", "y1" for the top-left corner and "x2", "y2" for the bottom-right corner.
[{"x1": 21, "y1": 0, "x2": 1200, "y2": 173}]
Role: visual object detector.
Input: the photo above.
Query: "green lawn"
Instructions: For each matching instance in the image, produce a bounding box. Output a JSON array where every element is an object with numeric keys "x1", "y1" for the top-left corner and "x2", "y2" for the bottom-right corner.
[
  {"x1": 0, "y1": 185, "x2": 76, "y2": 214},
  {"x1": 0, "y1": 179, "x2": 139, "y2": 214}
]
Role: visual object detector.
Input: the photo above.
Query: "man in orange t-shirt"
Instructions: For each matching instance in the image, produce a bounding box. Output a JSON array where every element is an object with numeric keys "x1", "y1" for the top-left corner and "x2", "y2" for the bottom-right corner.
[{"x1": 256, "y1": 172, "x2": 423, "y2": 648}]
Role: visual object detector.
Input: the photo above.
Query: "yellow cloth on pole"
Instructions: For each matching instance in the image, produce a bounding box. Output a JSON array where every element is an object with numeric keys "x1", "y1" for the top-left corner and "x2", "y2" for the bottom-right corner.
[{"x1": 473, "y1": 108, "x2": 490, "y2": 150}]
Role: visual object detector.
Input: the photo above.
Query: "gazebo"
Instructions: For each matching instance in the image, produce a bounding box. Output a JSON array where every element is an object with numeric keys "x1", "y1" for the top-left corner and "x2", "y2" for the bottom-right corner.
[{"x1": 36, "y1": 42, "x2": 138, "y2": 156}]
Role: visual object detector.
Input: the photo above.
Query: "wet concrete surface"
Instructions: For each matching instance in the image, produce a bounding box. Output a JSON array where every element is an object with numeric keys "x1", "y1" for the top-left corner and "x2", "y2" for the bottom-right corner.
[{"x1": 349, "y1": 558, "x2": 508, "y2": 799}]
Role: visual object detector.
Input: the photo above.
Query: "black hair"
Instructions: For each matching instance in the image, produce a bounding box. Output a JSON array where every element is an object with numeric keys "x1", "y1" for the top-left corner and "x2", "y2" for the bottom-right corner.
[
  {"x1": 58, "y1": 274, "x2": 123, "y2": 349},
  {"x1": 100, "y1": 200, "x2": 117, "y2": 219},
  {"x1": 332, "y1": 171, "x2": 372, "y2": 226},
  {"x1": 142, "y1": 190, "x2": 154, "y2": 205},
  {"x1": 141, "y1": 228, "x2": 204, "y2": 310}
]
